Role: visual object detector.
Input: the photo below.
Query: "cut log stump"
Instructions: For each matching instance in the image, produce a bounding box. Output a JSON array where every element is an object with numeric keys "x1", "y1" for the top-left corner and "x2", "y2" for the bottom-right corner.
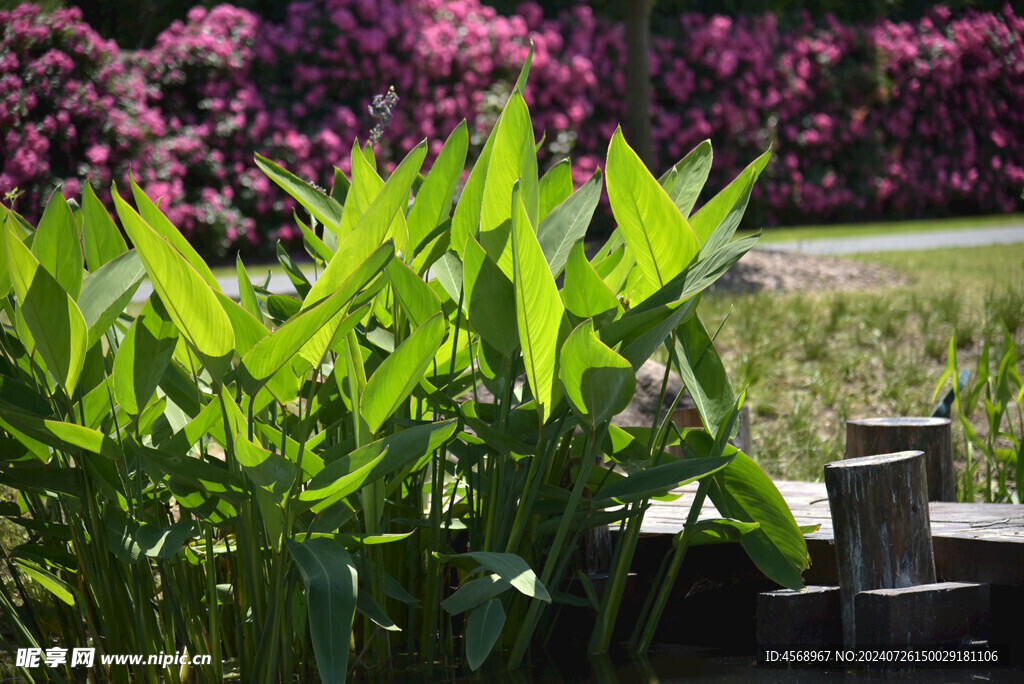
[
  {"x1": 824, "y1": 451, "x2": 936, "y2": 646},
  {"x1": 756, "y1": 585, "x2": 842, "y2": 651},
  {"x1": 854, "y1": 581, "x2": 990, "y2": 648},
  {"x1": 846, "y1": 417, "x2": 954, "y2": 502}
]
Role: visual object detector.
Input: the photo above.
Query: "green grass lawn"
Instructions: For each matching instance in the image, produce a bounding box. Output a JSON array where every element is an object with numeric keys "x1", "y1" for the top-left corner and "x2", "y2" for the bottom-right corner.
[{"x1": 701, "y1": 241, "x2": 1024, "y2": 487}]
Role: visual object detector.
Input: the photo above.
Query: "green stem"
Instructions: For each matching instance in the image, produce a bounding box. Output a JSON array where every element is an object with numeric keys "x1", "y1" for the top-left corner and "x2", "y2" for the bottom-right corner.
[{"x1": 508, "y1": 425, "x2": 605, "y2": 668}]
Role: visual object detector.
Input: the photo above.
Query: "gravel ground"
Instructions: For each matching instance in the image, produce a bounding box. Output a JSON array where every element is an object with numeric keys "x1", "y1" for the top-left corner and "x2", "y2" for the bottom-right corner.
[{"x1": 711, "y1": 249, "x2": 908, "y2": 293}]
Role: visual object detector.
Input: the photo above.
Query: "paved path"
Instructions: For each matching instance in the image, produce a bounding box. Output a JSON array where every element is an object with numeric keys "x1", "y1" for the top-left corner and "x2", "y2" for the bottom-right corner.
[
  {"x1": 758, "y1": 224, "x2": 1024, "y2": 255},
  {"x1": 132, "y1": 224, "x2": 1024, "y2": 301}
]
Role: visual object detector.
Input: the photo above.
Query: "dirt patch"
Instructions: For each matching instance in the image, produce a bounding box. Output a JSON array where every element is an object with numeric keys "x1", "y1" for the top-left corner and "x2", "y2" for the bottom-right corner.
[{"x1": 710, "y1": 248, "x2": 909, "y2": 293}]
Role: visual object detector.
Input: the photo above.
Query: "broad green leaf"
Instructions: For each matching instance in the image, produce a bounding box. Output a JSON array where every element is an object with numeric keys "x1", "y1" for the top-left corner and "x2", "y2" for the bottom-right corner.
[
  {"x1": 113, "y1": 298, "x2": 178, "y2": 415},
  {"x1": 255, "y1": 153, "x2": 344, "y2": 232},
  {"x1": 407, "y1": 120, "x2": 468, "y2": 254},
  {"x1": 105, "y1": 508, "x2": 195, "y2": 563},
  {"x1": 216, "y1": 293, "x2": 268, "y2": 358},
  {"x1": 537, "y1": 168, "x2": 602, "y2": 278},
  {"x1": 445, "y1": 551, "x2": 550, "y2": 602},
  {"x1": 386, "y1": 258, "x2": 442, "y2": 329},
  {"x1": 703, "y1": 440, "x2": 808, "y2": 590},
  {"x1": 113, "y1": 188, "x2": 234, "y2": 370},
  {"x1": 294, "y1": 210, "x2": 334, "y2": 264},
  {"x1": 683, "y1": 518, "x2": 760, "y2": 546},
  {"x1": 77, "y1": 249, "x2": 145, "y2": 348},
  {"x1": 285, "y1": 538, "x2": 358, "y2": 684},
  {"x1": 331, "y1": 166, "x2": 350, "y2": 206},
  {"x1": 82, "y1": 182, "x2": 128, "y2": 270},
  {"x1": 240, "y1": 243, "x2": 392, "y2": 394},
  {"x1": 357, "y1": 591, "x2": 400, "y2": 632},
  {"x1": 302, "y1": 142, "x2": 426, "y2": 310},
  {"x1": 236, "y1": 255, "x2": 265, "y2": 324},
  {"x1": 0, "y1": 402, "x2": 120, "y2": 459},
  {"x1": 592, "y1": 455, "x2": 732, "y2": 507},
  {"x1": 658, "y1": 139, "x2": 712, "y2": 217},
  {"x1": 5, "y1": 224, "x2": 88, "y2": 394},
  {"x1": 512, "y1": 42, "x2": 533, "y2": 95},
  {"x1": 309, "y1": 419, "x2": 457, "y2": 507},
  {"x1": 32, "y1": 190, "x2": 83, "y2": 299},
  {"x1": 559, "y1": 320, "x2": 635, "y2": 429},
  {"x1": 277, "y1": 241, "x2": 311, "y2": 298},
  {"x1": 691, "y1": 147, "x2": 771, "y2": 248},
  {"x1": 538, "y1": 158, "x2": 573, "y2": 221},
  {"x1": 606, "y1": 128, "x2": 699, "y2": 299},
  {"x1": 511, "y1": 183, "x2": 567, "y2": 423},
  {"x1": 619, "y1": 298, "x2": 697, "y2": 371},
  {"x1": 361, "y1": 312, "x2": 445, "y2": 434},
  {"x1": 466, "y1": 599, "x2": 506, "y2": 671},
  {"x1": 441, "y1": 575, "x2": 510, "y2": 615},
  {"x1": 478, "y1": 93, "x2": 539, "y2": 276},
  {"x1": 432, "y1": 250, "x2": 463, "y2": 304},
  {"x1": 129, "y1": 177, "x2": 221, "y2": 291},
  {"x1": 463, "y1": 237, "x2": 517, "y2": 357},
  {"x1": 561, "y1": 242, "x2": 621, "y2": 325},
  {"x1": 671, "y1": 315, "x2": 735, "y2": 437}
]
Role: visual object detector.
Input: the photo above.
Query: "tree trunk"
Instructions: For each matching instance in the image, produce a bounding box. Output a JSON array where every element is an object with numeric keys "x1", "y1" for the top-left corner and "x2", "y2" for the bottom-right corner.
[{"x1": 624, "y1": 0, "x2": 655, "y2": 170}]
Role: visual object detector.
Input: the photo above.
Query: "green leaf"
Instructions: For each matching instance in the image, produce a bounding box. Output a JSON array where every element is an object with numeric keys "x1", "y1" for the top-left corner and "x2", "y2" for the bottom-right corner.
[
  {"x1": 697, "y1": 434, "x2": 808, "y2": 589},
  {"x1": 113, "y1": 297, "x2": 179, "y2": 415},
  {"x1": 0, "y1": 402, "x2": 120, "y2": 459},
  {"x1": 285, "y1": 538, "x2": 358, "y2": 684},
  {"x1": 386, "y1": 258, "x2": 442, "y2": 329},
  {"x1": 466, "y1": 599, "x2": 506, "y2": 671},
  {"x1": 129, "y1": 177, "x2": 222, "y2": 291},
  {"x1": 478, "y1": 93, "x2": 539, "y2": 276},
  {"x1": 277, "y1": 241, "x2": 311, "y2": 298},
  {"x1": 5, "y1": 223, "x2": 88, "y2": 394},
  {"x1": 432, "y1": 250, "x2": 463, "y2": 304},
  {"x1": 82, "y1": 182, "x2": 128, "y2": 271},
  {"x1": 538, "y1": 158, "x2": 573, "y2": 222},
  {"x1": 216, "y1": 292, "x2": 268, "y2": 358},
  {"x1": 512, "y1": 42, "x2": 533, "y2": 95},
  {"x1": 592, "y1": 456, "x2": 732, "y2": 507},
  {"x1": 683, "y1": 518, "x2": 760, "y2": 546},
  {"x1": 32, "y1": 190, "x2": 83, "y2": 300},
  {"x1": 113, "y1": 187, "x2": 234, "y2": 371},
  {"x1": 356, "y1": 591, "x2": 400, "y2": 632},
  {"x1": 301, "y1": 141, "x2": 426, "y2": 310},
  {"x1": 537, "y1": 168, "x2": 602, "y2": 278},
  {"x1": 444, "y1": 551, "x2": 550, "y2": 602},
  {"x1": 559, "y1": 320, "x2": 635, "y2": 429},
  {"x1": 658, "y1": 139, "x2": 712, "y2": 217},
  {"x1": 105, "y1": 508, "x2": 195, "y2": 562},
  {"x1": 77, "y1": 249, "x2": 145, "y2": 348},
  {"x1": 671, "y1": 315, "x2": 735, "y2": 437},
  {"x1": 236, "y1": 255, "x2": 265, "y2": 324},
  {"x1": 511, "y1": 183, "x2": 568, "y2": 423},
  {"x1": 463, "y1": 237, "x2": 518, "y2": 357},
  {"x1": 407, "y1": 120, "x2": 468, "y2": 254},
  {"x1": 295, "y1": 211, "x2": 334, "y2": 264},
  {"x1": 691, "y1": 147, "x2": 771, "y2": 248},
  {"x1": 561, "y1": 242, "x2": 621, "y2": 325},
  {"x1": 361, "y1": 312, "x2": 445, "y2": 434},
  {"x1": 441, "y1": 574, "x2": 511, "y2": 615},
  {"x1": 255, "y1": 153, "x2": 344, "y2": 232},
  {"x1": 239, "y1": 243, "x2": 392, "y2": 395},
  {"x1": 606, "y1": 128, "x2": 699, "y2": 300},
  {"x1": 17, "y1": 559, "x2": 76, "y2": 606}
]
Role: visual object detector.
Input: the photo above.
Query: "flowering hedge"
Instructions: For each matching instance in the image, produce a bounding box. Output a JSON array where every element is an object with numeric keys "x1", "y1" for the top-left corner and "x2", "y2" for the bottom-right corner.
[{"x1": 2, "y1": 1, "x2": 1022, "y2": 260}]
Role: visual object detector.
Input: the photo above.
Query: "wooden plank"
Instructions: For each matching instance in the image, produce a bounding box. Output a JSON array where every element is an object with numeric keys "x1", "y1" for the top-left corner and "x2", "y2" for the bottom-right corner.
[{"x1": 643, "y1": 480, "x2": 1024, "y2": 587}]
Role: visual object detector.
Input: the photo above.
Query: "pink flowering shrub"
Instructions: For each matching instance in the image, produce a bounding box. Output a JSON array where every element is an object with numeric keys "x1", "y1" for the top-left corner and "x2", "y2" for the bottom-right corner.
[
  {"x1": 0, "y1": 4, "x2": 161, "y2": 214},
  {"x1": 2, "y1": 1, "x2": 1022, "y2": 260}
]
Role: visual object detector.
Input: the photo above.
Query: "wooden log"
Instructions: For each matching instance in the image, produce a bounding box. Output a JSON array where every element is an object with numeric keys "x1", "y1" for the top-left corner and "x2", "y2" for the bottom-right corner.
[
  {"x1": 824, "y1": 451, "x2": 936, "y2": 646},
  {"x1": 846, "y1": 417, "x2": 954, "y2": 501},
  {"x1": 854, "y1": 582, "x2": 990, "y2": 648},
  {"x1": 756, "y1": 585, "x2": 842, "y2": 651}
]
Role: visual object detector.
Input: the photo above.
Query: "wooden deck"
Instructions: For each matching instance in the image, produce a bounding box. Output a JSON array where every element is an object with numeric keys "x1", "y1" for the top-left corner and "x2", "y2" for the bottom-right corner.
[{"x1": 644, "y1": 480, "x2": 1024, "y2": 585}]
